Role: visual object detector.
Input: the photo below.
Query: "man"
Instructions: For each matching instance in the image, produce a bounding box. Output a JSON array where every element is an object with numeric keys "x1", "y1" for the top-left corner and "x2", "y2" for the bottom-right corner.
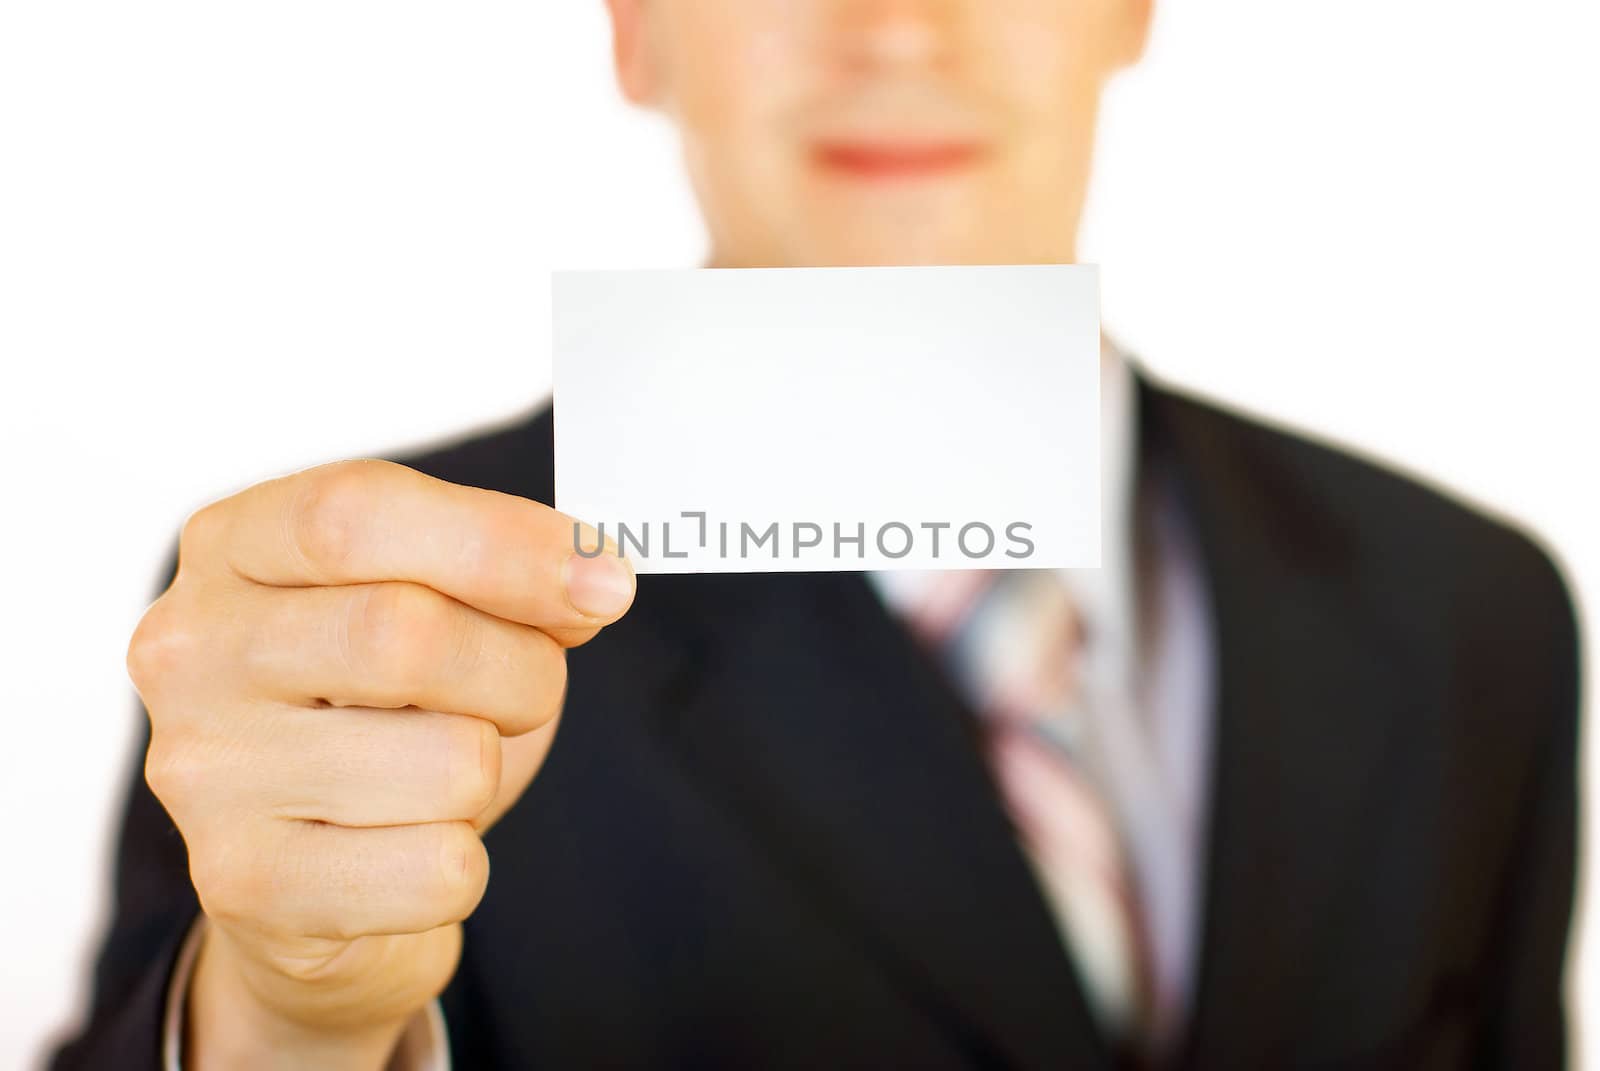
[{"x1": 53, "y1": 1, "x2": 1581, "y2": 1068}]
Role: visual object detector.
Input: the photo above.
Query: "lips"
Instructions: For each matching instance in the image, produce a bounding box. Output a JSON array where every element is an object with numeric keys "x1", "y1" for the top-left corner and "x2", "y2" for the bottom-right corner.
[{"x1": 811, "y1": 138, "x2": 985, "y2": 179}]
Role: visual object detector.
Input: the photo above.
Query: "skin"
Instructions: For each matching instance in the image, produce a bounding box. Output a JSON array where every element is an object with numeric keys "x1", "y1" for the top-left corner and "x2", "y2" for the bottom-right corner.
[
  {"x1": 132, "y1": 463, "x2": 636, "y2": 1067},
  {"x1": 607, "y1": 0, "x2": 1151, "y2": 268},
  {"x1": 133, "y1": 2, "x2": 1152, "y2": 1067}
]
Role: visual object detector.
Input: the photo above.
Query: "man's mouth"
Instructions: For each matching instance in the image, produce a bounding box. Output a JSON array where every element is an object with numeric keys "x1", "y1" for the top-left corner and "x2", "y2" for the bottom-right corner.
[{"x1": 810, "y1": 138, "x2": 986, "y2": 181}]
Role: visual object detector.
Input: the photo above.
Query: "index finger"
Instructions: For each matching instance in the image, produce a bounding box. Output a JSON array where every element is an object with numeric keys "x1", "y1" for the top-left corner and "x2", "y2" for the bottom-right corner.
[{"x1": 188, "y1": 460, "x2": 635, "y2": 634}]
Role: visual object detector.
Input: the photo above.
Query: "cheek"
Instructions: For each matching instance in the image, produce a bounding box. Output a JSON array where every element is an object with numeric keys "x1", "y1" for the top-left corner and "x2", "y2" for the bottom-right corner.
[
  {"x1": 985, "y1": 0, "x2": 1120, "y2": 106},
  {"x1": 666, "y1": 3, "x2": 809, "y2": 143},
  {"x1": 992, "y1": 32, "x2": 1095, "y2": 113}
]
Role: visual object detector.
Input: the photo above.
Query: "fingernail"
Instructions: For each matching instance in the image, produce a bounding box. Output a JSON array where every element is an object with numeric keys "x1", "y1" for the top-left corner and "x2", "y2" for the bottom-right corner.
[{"x1": 564, "y1": 552, "x2": 636, "y2": 619}]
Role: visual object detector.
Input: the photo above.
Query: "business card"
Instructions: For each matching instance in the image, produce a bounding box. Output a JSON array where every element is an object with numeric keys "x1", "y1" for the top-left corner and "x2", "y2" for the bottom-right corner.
[{"x1": 552, "y1": 264, "x2": 1100, "y2": 573}]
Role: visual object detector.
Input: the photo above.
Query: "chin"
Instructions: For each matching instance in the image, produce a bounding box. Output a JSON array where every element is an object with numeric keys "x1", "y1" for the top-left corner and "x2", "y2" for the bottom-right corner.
[
  {"x1": 773, "y1": 220, "x2": 998, "y2": 267},
  {"x1": 791, "y1": 238, "x2": 1034, "y2": 268}
]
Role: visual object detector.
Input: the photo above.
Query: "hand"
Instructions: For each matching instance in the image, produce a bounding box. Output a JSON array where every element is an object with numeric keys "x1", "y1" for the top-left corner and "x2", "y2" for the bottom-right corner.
[{"x1": 126, "y1": 460, "x2": 635, "y2": 1069}]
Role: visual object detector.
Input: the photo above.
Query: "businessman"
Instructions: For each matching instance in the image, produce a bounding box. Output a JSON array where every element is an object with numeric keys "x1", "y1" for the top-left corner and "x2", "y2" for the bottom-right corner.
[{"x1": 53, "y1": 1, "x2": 1581, "y2": 1068}]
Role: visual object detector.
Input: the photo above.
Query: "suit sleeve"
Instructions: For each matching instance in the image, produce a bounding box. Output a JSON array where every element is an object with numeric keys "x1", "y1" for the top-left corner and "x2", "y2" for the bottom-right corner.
[
  {"x1": 1475, "y1": 546, "x2": 1583, "y2": 1070},
  {"x1": 48, "y1": 549, "x2": 198, "y2": 1071},
  {"x1": 47, "y1": 709, "x2": 201, "y2": 1071}
]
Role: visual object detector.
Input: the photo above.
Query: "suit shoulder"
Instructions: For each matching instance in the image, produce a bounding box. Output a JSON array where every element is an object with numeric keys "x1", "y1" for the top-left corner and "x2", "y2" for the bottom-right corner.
[
  {"x1": 1154, "y1": 383, "x2": 1580, "y2": 675},
  {"x1": 387, "y1": 406, "x2": 555, "y2": 504}
]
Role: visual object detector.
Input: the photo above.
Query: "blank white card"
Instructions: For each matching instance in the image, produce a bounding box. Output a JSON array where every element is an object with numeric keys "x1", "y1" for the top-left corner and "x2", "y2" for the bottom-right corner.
[{"x1": 552, "y1": 264, "x2": 1101, "y2": 574}]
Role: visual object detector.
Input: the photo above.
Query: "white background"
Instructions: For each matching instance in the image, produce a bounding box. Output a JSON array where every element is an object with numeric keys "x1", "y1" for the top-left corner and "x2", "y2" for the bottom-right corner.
[{"x1": 1, "y1": 2, "x2": 1596, "y2": 1066}]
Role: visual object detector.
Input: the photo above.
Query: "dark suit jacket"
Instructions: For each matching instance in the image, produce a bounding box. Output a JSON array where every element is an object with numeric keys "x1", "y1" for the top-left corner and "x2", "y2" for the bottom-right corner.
[{"x1": 51, "y1": 374, "x2": 1582, "y2": 1070}]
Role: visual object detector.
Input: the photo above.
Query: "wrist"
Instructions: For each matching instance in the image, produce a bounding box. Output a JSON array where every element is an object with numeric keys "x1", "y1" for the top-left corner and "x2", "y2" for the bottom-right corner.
[{"x1": 186, "y1": 926, "x2": 411, "y2": 1071}]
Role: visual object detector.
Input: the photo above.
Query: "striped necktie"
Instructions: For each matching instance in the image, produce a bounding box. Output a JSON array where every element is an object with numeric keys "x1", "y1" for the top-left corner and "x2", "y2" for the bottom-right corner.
[{"x1": 905, "y1": 567, "x2": 1155, "y2": 1044}]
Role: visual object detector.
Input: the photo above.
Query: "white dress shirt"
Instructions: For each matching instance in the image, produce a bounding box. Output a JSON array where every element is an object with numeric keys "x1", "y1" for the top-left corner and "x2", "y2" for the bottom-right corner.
[{"x1": 164, "y1": 340, "x2": 1215, "y2": 1067}]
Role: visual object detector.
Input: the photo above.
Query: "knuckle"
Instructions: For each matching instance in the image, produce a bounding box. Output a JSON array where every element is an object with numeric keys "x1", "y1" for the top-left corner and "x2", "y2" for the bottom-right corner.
[
  {"x1": 178, "y1": 501, "x2": 227, "y2": 564},
  {"x1": 523, "y1": 646, "x2": 569, "y2": 733},
  {"x1": 515, "y1": 639, "x2": 569, "y2": 733},
  {"x1": 442, "y1": 718, "x2": 501, "y2": 819},
  {"x1": 126, "y1": 595, "x2": 198, "y2": 695},
  {"x1": 546, "y1": 646, "x2": 570, "y2": 709},
  {"x1": 352, "y1": 584, "x2": 458, "y2": 692},
  {"x1": 433, "y1": 823, "x2": 490, "y2": 920},
  {"x1": 351, "y1": 583, "x2": 410, "y2": 664},
  {"x1": 289, "y1": 462, "x2": 381, "y2": 576},
  {"x1": 142, "y1": 731, "x2": 209, "y2": 808}
]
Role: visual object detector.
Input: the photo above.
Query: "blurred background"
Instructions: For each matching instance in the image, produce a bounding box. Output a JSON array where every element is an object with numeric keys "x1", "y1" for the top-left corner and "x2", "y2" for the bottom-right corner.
[{"x1": 1, "y1": 1, "x2": 1596, "y2": 1065}]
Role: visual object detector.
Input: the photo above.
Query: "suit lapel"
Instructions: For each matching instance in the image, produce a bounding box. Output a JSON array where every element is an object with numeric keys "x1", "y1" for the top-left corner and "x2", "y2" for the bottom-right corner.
[
  {"x1": 640, "y1": 375, "x2": 1405, "y2": 1066},
  {"x1": 1138, "y1": 382, "x2": 1409, "y2": 1064},
  {"x1": 652, "y1": 568, "x2": 1114, "y2": 1069}
]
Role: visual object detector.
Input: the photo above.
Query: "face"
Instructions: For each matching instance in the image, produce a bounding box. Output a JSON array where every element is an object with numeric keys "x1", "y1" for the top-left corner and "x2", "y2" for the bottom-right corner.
[{"x1": 605, "y1": 0, "x2": 1152, "y2": 268}]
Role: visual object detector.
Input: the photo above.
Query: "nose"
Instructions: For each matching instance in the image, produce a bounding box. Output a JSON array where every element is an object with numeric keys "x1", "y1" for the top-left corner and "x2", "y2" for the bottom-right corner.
[{"x1": 829, "y1": 0, "x2": 956, "y2": 73}]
